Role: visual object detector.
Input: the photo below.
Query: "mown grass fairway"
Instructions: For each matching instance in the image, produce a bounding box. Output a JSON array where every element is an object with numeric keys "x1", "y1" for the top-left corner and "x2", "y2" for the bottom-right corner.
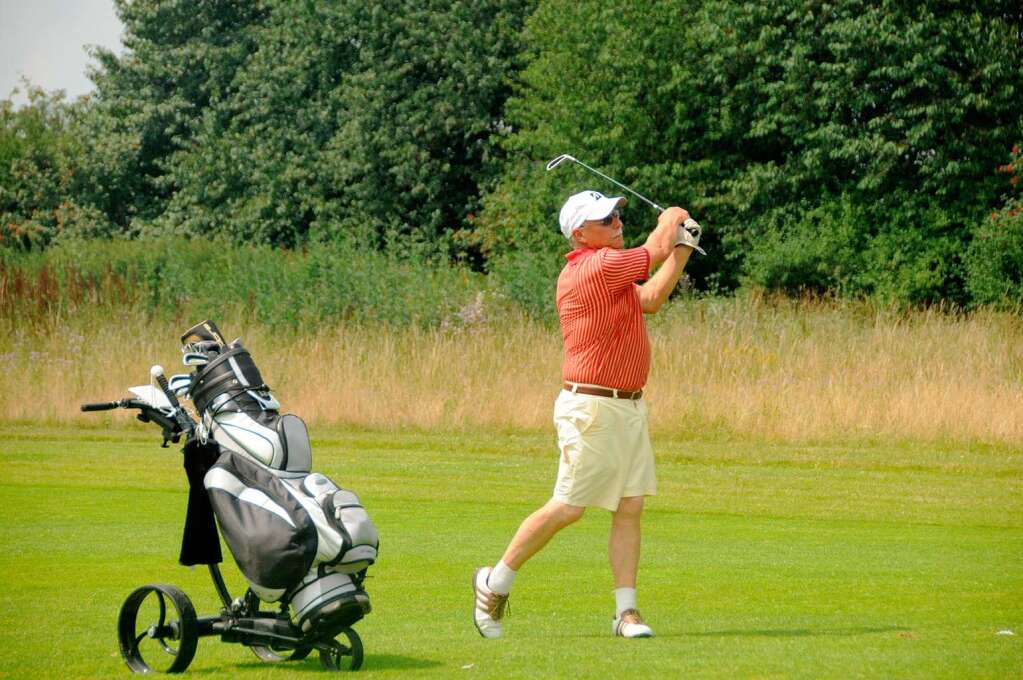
[{"x1": 0, "y1": 425, "x2": 1020, "y2": 679}]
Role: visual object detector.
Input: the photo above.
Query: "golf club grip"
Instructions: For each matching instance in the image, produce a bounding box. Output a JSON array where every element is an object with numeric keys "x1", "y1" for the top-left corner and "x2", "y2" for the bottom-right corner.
[
  {"x1": 81, "y1": 401, "x2": 120, "y2": 412},
  {"x1": 154, "y1": 372, "x2": 182, "y2": 410}
]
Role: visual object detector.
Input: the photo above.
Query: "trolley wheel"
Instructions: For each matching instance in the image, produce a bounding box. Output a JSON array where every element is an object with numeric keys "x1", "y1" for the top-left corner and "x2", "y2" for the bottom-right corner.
[
  {"x1": 118, "y1": 584, "x2": 198, "y2": 674},
  {"x1": 318, "y1": 628, "x2": 363, "y2": 671}
]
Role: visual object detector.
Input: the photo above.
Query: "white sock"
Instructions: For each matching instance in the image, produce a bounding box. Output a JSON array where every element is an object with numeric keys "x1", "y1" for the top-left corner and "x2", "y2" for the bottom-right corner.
[
  {"x1": 487, "y1": 560, "x2": 517, "y2": 595},
  {"x1": 614, "y1": 587, "x2": 637, "y2": 616}
]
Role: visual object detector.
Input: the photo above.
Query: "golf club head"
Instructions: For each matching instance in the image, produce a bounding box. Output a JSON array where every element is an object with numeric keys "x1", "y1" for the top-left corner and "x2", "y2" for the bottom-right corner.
[
  {"x1": 182, "y1": 352, "x2": 209, "y2": 366},
  {"x1": 168, "y1": 374, "x2": 193, "y2": 397},
  {"x1": 180, "y1": 319, "x2": 226, "y2": 347},
  {"x1": 545, "y1": 154, "x2": 576, "y2": 171}
]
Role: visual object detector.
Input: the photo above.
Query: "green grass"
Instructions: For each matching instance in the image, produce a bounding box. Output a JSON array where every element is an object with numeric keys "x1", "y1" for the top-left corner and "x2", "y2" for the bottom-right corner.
[{"x1": 0, "y1": 425, "x2": 1020, "y2": 679}]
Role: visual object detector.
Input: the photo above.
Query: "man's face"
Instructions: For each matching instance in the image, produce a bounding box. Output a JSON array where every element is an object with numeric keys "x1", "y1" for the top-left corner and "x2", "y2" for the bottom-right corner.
[{"x1": 573, "y1": 210, "x2": 624, "y2": 249}]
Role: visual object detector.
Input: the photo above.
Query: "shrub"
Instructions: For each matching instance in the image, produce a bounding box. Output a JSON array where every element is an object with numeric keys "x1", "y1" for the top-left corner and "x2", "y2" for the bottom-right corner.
[
  {"x1": 0, "y1": 237, "x2": 486, "y2": 329},
  {"x1": 965, "y1": 145, "x2": 1023, "y2": 308}
]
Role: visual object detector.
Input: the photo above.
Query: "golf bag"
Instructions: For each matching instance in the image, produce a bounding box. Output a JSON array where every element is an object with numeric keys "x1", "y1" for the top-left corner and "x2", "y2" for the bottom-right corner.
[{"x1": 179, "y1": 320, "x2": 378, "y2": 633}]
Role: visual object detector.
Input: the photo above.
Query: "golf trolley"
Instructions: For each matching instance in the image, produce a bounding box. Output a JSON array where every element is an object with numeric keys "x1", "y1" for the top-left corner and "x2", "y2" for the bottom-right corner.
[{"x1": 82, "y1": 321, "x2": 378, "y2": 674}]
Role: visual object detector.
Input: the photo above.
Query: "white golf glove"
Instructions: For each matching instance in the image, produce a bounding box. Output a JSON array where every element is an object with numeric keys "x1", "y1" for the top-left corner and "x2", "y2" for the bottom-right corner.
[{"x1": 676, "y1": 218, "x2": 706, "y2": 255}]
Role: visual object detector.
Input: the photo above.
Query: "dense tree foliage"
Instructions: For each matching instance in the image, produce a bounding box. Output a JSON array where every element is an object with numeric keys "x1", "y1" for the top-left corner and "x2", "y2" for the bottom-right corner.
[
  {"x1": 75, "y1": 0, "x2": 271, "y2": 235},
  {"x1": 2, "y1": 0, "x2": 1020, "y2": 309},
  {"x1": 477, "y1": 0, "x2": 1023, "y2": 305},
  {"x1": 67, "y1": 0, "x2": 530, "y2": 249},
  {"x1": 701, "y1": 0, "x2": 1023, "y2": 304},
  {"x1": 965, "y1": 145, "x2": 1023, "y2": 308},
  {"x1": 1, "y1": 87, "x2": 65, "y2": 247},
  {"x1": 0, "y1": 87, "x2": 100, "y2": 247}
]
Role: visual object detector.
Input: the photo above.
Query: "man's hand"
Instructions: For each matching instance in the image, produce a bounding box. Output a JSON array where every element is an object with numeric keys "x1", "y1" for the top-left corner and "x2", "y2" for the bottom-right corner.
[
  {"x1": 638, "y1": 208, "x2": 697, "y2": 313},
  {"x1": 658, "y1": 207, "x2": 689, "y2": 230},
  {"x1": 676, "y1": 218, "x2": 706, "y2": 255},
  {"x1": 644, "y1": 207, "x2": 689, "y2": 266}
]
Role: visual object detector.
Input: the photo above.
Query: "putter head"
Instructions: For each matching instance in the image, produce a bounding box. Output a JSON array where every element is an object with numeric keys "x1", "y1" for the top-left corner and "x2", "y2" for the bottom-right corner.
[{"x1": 545, "y1": 154, "x2": 576, "y2": 171}]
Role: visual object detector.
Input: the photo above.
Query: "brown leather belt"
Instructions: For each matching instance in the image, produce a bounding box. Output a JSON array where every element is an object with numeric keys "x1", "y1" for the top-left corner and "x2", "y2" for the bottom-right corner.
[{"x1": 563, "y1": 382, "x2": 643, "y2": 400}]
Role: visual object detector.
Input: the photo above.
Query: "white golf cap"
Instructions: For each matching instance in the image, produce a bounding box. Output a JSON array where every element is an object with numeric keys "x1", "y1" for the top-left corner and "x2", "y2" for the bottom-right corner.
[{"x1": 558, "y1": 190, "x2": 626, "y2": 239}]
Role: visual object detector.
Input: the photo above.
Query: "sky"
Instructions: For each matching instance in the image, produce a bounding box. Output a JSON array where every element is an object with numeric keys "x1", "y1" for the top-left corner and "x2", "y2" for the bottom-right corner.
[{"x1": 1, "y1": 0, "x2": 125, "y2": 105}]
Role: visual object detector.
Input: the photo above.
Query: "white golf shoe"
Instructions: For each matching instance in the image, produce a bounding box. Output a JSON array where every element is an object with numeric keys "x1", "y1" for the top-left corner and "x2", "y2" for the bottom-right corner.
[
  {"x1": 613, "y1": 608, "x2": 654, "y2": 638},
  {"x1": 473, "y1": 566, "x2": 509, "y2": 639}
]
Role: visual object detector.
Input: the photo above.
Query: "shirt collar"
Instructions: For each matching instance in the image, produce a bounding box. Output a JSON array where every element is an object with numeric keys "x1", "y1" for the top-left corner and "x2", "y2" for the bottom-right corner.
[{"x1": 565, "y1": 247, "x2": 600, "y2": 263}]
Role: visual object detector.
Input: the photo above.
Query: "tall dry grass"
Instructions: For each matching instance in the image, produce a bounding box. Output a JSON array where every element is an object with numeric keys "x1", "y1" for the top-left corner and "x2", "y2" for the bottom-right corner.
[
  {"x1": 2, "y1": 296, "x2": 1021, "y2": 446},
  {"x1": 647, "y1": 296, "x2": 1023, "y2": 443}
]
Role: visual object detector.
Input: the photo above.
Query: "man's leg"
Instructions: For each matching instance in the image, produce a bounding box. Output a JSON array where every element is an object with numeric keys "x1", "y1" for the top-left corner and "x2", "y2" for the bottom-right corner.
[
  {"x1": 474, "y1": 499, "x2": 585, "y2": 638},
  {"x1": 501, "y1": 498, "x2": 586, "y2": 570},
  {"x1": 609, "y1": 495, "x2": 653, "y2": 638},
  {"x1": 609, "y1": 495, "x2": 643, "y2": 587}
]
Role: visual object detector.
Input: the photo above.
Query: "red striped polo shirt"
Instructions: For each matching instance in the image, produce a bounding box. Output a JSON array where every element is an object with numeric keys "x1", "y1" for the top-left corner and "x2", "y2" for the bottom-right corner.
[{"x1": 556, "y1": 246, "x2": 651, "y2": 391}]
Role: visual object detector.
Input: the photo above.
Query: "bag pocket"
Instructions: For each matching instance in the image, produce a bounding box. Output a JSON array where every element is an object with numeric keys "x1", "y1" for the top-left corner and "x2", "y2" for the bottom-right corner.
[
  {"x1": 204, "y1": 454, "x2": 318, "y2": 601},
  {"x1": 300, "y1": 473, "x2": 380, "y2": 573},
  {"x1": 325, "y1": 489, "x2": 379, "y2": 573}
]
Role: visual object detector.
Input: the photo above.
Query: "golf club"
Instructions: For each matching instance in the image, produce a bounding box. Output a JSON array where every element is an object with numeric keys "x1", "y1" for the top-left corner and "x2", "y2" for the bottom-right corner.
[
  {"x1": 546, "y1": 153, "x2": 706, "y2": 254},
  {"x1": 183, "y1": 351, "x2": 210, "y2": 366},
  {"x1": 168, "y1": 373, "x2": 193, "y2": 397},
  {"x1": 545, "y1": 154, "x2": 665, "y2": 213}
]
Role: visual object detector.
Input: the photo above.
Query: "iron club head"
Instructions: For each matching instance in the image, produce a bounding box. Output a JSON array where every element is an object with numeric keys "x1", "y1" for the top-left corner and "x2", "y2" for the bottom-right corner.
[{"x1": 545, "y1": 154, "x2": 576, "y2": 171}]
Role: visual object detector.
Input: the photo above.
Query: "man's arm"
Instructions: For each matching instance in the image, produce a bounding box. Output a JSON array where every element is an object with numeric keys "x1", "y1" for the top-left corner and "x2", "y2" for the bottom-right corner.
[
  {"x1": 636, "y1": 244, "x2": 692, "y2": 314},
  {"x1": 641, "y1": 207, "x2": 689, "y2": 267}
]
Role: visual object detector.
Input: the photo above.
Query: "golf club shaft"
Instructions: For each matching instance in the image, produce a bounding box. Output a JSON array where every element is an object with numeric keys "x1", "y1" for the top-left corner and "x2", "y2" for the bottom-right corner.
[{"x1": 546, "y1": 154, "x2": 664, "y2": 213}]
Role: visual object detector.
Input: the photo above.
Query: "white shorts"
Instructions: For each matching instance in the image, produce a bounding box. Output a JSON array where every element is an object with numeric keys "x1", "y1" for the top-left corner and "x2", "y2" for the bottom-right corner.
[{"x1": 552, "y1": 389, "x2": 656, "y2": 511}]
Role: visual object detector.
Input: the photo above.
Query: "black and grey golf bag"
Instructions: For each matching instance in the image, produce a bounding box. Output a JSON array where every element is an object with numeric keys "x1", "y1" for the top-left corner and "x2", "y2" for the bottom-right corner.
[{"x1": 178, "y1": 320, "x2": 378, "y2": 634}]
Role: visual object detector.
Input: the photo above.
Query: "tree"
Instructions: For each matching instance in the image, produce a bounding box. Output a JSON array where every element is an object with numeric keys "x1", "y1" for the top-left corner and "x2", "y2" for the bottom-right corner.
[
  {"x1": 75, "y1": 0, "x2": 532, "y2": 249},
  {"x1": 72, "y1": 0, "x2": 272, "y2": 233},
  {"x1": 696, "y1": 0, "x2": 1023, "y2": 303},
  {"x1": 474, "y1": 0, "x2": 705, "y2": 257},
  {"x1": 0, "y1": 85, "x2": 109, "y2": 248},
  {"x1": 477, "y1": 0, "x2": 1023, "y2": 304},
  {"x1": 313, "y1": 0, "x2": 532, "y2": 252}
]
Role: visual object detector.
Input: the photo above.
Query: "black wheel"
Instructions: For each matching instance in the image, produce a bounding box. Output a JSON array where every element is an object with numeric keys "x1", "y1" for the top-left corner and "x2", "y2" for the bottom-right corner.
[
  {"x1": 118, "y1": 584, "x2": 198, "y2": 674},
  {"x1": 242, "y1": 591, "x2": 312, "y2": 663},
  {"x1": 318, "y1": 628, "x2": 363, "y2": 671}
]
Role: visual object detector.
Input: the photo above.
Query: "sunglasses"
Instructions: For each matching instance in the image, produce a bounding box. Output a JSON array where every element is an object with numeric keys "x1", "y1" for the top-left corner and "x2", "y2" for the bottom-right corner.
[{"x1": 594, "y1": 209, "x2": 620, "y2": 226}]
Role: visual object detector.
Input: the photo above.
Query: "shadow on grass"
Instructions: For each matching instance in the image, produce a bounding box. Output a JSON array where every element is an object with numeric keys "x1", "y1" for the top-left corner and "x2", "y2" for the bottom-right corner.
[
  {"x1": 361, "y1": 654, "x2": 445, "y2": 670},
  {"x1": 681, "y1": 625, "x2": 910, "y2": 638},
  {"x1": 186, "y1": 653, "x2": 444, "y2": 674},
  {"x1": 576, "y1": 626, "x2": 911, "y2": 640}
]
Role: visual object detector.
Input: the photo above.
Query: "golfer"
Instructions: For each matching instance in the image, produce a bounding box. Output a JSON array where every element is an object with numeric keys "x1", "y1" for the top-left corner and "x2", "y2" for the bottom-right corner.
[{"x1": 473, "y1": 190, "x2": 701, "y2": 639}]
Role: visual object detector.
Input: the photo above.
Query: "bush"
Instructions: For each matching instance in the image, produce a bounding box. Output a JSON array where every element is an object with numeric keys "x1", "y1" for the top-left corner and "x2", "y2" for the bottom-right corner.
[
  {"x1": 964, "y1": 210, "x2": 1023, "y2": 308},
  {"x1": 0, "y1": 87, "x2": 112, "y2": 249},
  {"x1": 0, "y1": 237, "x2": 487, "y2": 329},
  {"x1": 746, "y1": 195, "x2": 966, "y2": 305},
  {"x1": 965, "y1": 145, "x2": 1023, "y2": 308},
  {"x1": 743, "y1": 198, "x2": 863, "y2": 297},
  {"x1": 487, "y1": 248, "x2": 564, "y2": 322}
]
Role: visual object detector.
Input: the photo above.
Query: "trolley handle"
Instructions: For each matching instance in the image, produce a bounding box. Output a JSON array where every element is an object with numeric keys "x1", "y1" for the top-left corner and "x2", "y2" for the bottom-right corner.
[
  {"x1": 79, "y1": 398, "x2": 190, "y2": 448},
  {"x1": 81, "y1": 401, "x2": 122, "y2": 412},
  {"x1": 79, "y1": 398, "x2": 150, "y2": 412}
]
